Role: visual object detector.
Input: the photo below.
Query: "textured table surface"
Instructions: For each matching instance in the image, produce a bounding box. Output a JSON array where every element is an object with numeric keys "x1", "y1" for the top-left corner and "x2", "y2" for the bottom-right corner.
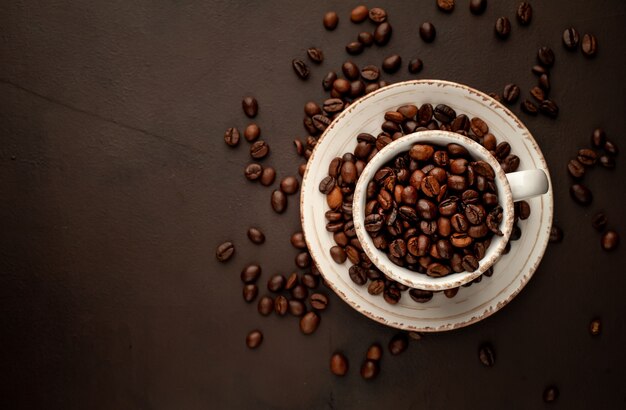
[{"x1": 1, "y1": 1, "x2": 625, "y2": 409}]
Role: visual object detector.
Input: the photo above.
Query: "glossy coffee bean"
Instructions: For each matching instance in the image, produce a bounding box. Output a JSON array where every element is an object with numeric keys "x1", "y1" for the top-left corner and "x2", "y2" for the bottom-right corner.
[
  {"x1": 382, "y1": 54, "x2": 402, "y2": 73},
  {"x1": 241, "y1": 264, "x2": 261, "y2": 283},
  {"x1": 246, "y1": 330, "x2": 263, "y2": 349},
  {"x1": 247, "y1": 227, "x2": 265, "y2": 244},
  {"x1": 374, "y1": 22, "x2": 393, "y2": 45},
  {"x1": 300, "y1": 311, "x2": 320, "y2": 334},
  {"x1": 260, "y1": 167, "x2": 276, "y2": 186},
  {"x1": 601, "y1": 230, "x2": 619, "y2": 251},
  {"x1": 543, "y1": 386, "x2": 559, "y2": 403},
  {"x1": 323, "y1": 11, "x2": 339, "y2": 30},
  {"x1": 388, "y1": 333, "x2": 408, "y2": 355},
  {"x1": 516, "y1": 2, "x2": 532, "y2": 25},
  {"x1": 369, "y1": 7, "x2": 387, "y2": 23},
  {"x1": 307, "y1": 47, "x2": 324, "y2": 64},
  {"x1": 360, "y1": 359, "x2": 379, "y2": 380},
  {"x1": 581, "y1": 33, "x2": 598, "y2": 57},
  {"x1": 537, "y1": 46, "x2": 555, "y2": 67},
  {"x1": 271, "y1": 190, "x2": 287, "y2": 213},
  {"x1": 563, "y1": 27, "x2": 580, "y2": 50},
  {"x1": 503, "y1": 83, "x2": 520, "y2": 104},
  {"x1": 570, "y1": 184, "x2": 593, "y2": 205},
  {"x1": 330, "y1": 353, "x2": 348, "y2": 376},
  {"x1": 310, "y1": 293, "x2": 329, "y2": 310},
  {"x1": 469, "y1": 0, "x2": 487, "y2": 15},
  {"x1": 243, "y1": 284, "x2": 258, "y2": 303},
  {"x1": 242, "y1": 96, "x2": 258, "y2": 118},
  {"x1": 478, "y1": 343, "x2": 495, "y2": 367},
  {"x1": 495, "y1": 17, "x2": 511, "y2": 39},
  {"x1": 257, "y1": 296, "x2": 274, "y2": 316},
  {"x1": 589, "y1": 318, "x2": 601, "y2": 336},
  {"x1": 591, "y1": 212, "x2": 608, "y2": 231},
  {"x1": 224, "y1": 127, "x2": 240, "y2": 147},
  {"x1": 420, "y1": 22, "x2": 436, "y2": 42},
  {"x1": 292, "y1": 59, "x2": 310, "y2": 79},
  {"x1": 215, "y1": 241, "x2": 235, "y2": 262},
  {"x1": 549, "y1": 225, "x2": 564, "y2": 243}
]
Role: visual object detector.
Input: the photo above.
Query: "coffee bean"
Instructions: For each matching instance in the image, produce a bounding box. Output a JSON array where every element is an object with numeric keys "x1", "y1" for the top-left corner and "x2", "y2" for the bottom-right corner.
[
  {"x1": 408, "y1": 58, "x2": 423, "y2": 74},
  {"x1": 577, "y1": 149, "x2": 598, "y2": 166},
  {"x1": 367, "y1": 279, "x2": 385, "y2": 295},
  {"x1": 570, "y1": 184, "x2": 592, "y2": 205},
  {"x1": 323, "y1": 11, "x2": 339, "y2": 30},
  {"x1": 340, "y1": 61, "x2": 359, "y2": 81},
  {"x1": 494, "y1": 17, "x2": 511, "y2": 39},
  {"x1": 382, "y1": 54, "x2": 402, "y2": 73},
  {"x1": 280, "y1": 176, "x2": 300, "y2": 195},
  {"x1": 539, "y1": 74, "x2": 550, "y2": 91},
  {"x1": 267, "y1": 274, "x2": 285, "y2": 293},
  {"x1": 444, "y1": 287, "x2": 459, "y2": 298},
  {"x1": 434, "y1": 104, "x2": 456, "y2": 123},
  {"x1": 301, "y1": 273, "x2": 318, "y2": 289},
  {"x1": 601, "y1": 230, "x2": 619, "y2": 251},
  {"x1": 360, "y1": 359, "x2": 379, "y2": 380},
  {"x1": 462, "y1": 255, "x2": 479, "y2": 272},
  {"x1": 563, "y1": 27, "x2": 580, "y2": 50},
  {"x1": 244, "y1": 163, "x2": 263, "y2": 181},
  {"x1": 549, "y1": 225, "x2": 563, "y2": 243},
  {"x1": 307, "y1": 47, "x2": 324, "y2": 64},
  {"x1": 501, "y1": 155, "x2": 520, "y2": 172},
  {"x1": 287, "y1": 233, "x2": 305, "y2": 251},
  {"x1": 241, "y1": 264, "x2": 261, "y2": 284},
  {"x1": 383, "y1": 286, "x2": 401, "y2": 304},
  {"x1": 591, "y1": 212, "x2": 607, "y2": 231},
  {"x1": 532, "y1": 64, "x2": 547, "y2": 76},
  {"x1": 319, "y1": 176, "x2": 336, "y2": 195},
  {"x1": 243, "y1": 284, "x2": 258, "y2": 303},
  {"x1": 437, "y1": 0, "x2": 455, "y2": 13},
  {"x1": 604, "y1": 139, "x2": 618, "y2": 156},
  {"x1": 426, "y1": 262, "x2": 451, "y2": 277},
  {"x1": 516, "y1": 2, "x2": 532, "y2": 25},
  {"x1": 388, "y1": 333, "x2": 408, "y2": 355},
  {"x1": 366, "y1": 344, "x2": 383, "y2": 361},
  {"x1": 539, "y1": 100, "x2": 559, "y2": 118},
  {"x1": 471, "y1": 161, "x2": 495, "y2": 179},
  {"x1": 543, "y1": 386, "x2": 559, "y2": 403},
  {"x1": 470, "y1": 117, "x2": 489, "y2": 137},
  {"x1": 599, "y1": 155, "x2": 615, "y2": 169},
  {"x1": 300, "y1": 311, "x2": 320, "y2": 334},
  {"x1": 312, "y1": 114, "x2": 331, "y2": 131},
  {"x1": 329, "y1": 352, "x2": 348, "y2": 376},
  {"x1": 346, "y1": 41, "x2": 364, "y2": 55},
  {"x1": 292, "y1": 59, "x2": 310, "y2": 79},
  {"x1": 537, "y1": 46, "x2": 555, "y2": 67},
  {"x1": 250, "y1": 140, "x2": 269, "y2": 159},
  {"x1": 246, "y1": 330, "x2": 263, "y2": 349},
  {"x1": 521, "y1": 99, "x2": 538, "y2": 115},
  {"x1": 349, "y1": 265, "x2": 367, "y2": 285},
  {"x1": 358, "y1": 32, "x2": 374, "y2": 46},
  {"x1": 369, "y1": 7, "x2": 387, "y2": 23},
  {"x1": 246, "y1": 227, "x2": 265, "y2": 244},
  {"x1": 361, "y1": 65, "x2": 380, "y2": 81},
  {"x1": 274, "y1": 295, "x2": 288, "y2": 316},
  {"x1": 591, "y1": 128, "x2": 606, "y2": 148},
  {"x1": 589, "y1": 318, "x2": 601, "y2": 336},
  {"x1": 350, "y1": 5, "x2": 368, "y2": 23},
  {"x1": 271, "y1": 190, "x2": 287, "y2": 213},
  {"x1": 469, "y1": 0, "x2": 487, "y2": 14},
  {"x1": 409, "y1": 288, "x2": 433, "y2": 303},
  {"x1": 478, "y1": 343, "x2": 495, "y2": 367},
  {"x1": 420, "y1": 22, "x2": 436, "y2": 42},
  {"x1": 515, "y1": 201, "x2": 531, "y2": 220},
  {"x1": 530, "y1": 86, "x2": 545, "y2": 102},
  {"x1": 581, "y1": 33, "x2": 598, "y2": 57},
  {"x1": 288, "y1": 299, "x2": 306, "y2": 317},
  {"x1": 330, "y1": 245, "x2": 347, "y2": 264},
  {"x1": 374, "y1": 22, "x2": 393, "y2": 46},
  {"x1": 310, "y1": 293, "x2": 329, "y2": 310},
  {"x1": 503, "y1": 83, "x2": 520, "y2": 104},
  {"x1": 322, "y1": 71, "x2": 337, "y2": 91},
  {"x1": 242, "y1": 96, "x2": 258, "y2": 118},
  {"x1": 295, "y1": 252, "x2": 311, "y2": 269},
  {"x1": 242, "y1": 123, "x2": 261, "y2": 142},
  {"x1": 410, "y1": 144, "x2": 435, "y2": 160},
  {"x1": 291, "y1": 284, "x2": 309, "y2": 300},
  {"x1": 257, "y1": 295, "x2": 274, "y2": 316},
  {"x1": 216, "y1": 241, "x2": 235, "y2": 262}
]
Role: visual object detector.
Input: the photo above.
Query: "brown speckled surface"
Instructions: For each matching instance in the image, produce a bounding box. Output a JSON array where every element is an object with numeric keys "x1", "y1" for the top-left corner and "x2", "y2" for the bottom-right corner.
[{"x1": 1, "y1": 0, "x2": 625, "y2": 408}]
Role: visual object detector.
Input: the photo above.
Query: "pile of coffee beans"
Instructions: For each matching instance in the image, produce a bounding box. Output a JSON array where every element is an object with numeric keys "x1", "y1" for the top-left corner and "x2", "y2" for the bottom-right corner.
[{"x1": 364, "y1": 141, "x2": 503, "y2": 277}]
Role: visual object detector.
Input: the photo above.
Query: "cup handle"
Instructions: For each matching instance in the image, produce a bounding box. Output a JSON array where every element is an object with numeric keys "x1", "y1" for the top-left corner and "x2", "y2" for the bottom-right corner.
[{"x1": 505, "y1": 169, "x2": 549, "y2": 202}]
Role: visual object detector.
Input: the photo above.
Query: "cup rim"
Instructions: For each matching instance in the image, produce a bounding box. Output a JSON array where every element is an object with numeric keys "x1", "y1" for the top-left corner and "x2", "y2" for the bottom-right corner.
[{"x1": 352, "y1": 130, "x2": 515, "y2": 291}]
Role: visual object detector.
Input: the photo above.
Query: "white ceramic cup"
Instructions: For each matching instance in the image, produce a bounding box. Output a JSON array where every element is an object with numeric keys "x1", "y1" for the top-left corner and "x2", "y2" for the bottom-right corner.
[{"x1": 352, "y1": 130, "x2": 549, "y2": 291}]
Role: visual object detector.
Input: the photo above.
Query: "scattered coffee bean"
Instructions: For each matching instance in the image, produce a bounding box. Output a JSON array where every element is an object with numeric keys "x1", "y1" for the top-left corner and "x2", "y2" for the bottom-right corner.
[
  {"x1": 408, "y1": 58, "x2": 424, "y2": 74},
  {"x1": 241, "y1": 264, "x2": 261, "y2": 284},
  {"x1": 243, "y1": 284, "x2": 258, "y2": 303},
  {"x1": 591, "y1": 212, "x2": 607, "y2": 231},
  {"x1": 346, "y1": 41, "x2": 364, "y2": 55},
  {"x1": 532, "y1": 65, "x2": 547, "y2": 76},
  {"x1": 369, "y1": 7, "x2": 387, "y2": 23},
  {"x1": 521, "y1": 99, "x2": 538, "y2": 115},
  {"x1": 257, "y1": 295, "x2": 274, "y2": 316},
  {"x1": 478, "y1": 343, "x2": 495, "y2": 367},
  {"x1": 577, "y1": 148, "x2": 598, "y2": 166},
  {"x1": 247, "y1": 227, "x2": 265, "y2": 244},
  {"x1": 567, "y1": 159, "x2": 584, "y2": 178},
  {"x1": 244, "y1": 163, "x2": 263, "y2": 181},
  {"x1": 291, "y1": 284, "x2": 309, "y2": 301},
  {"x1": 260, "y1": 167, "x2": 276, "y2": 186},
  {"x1": 530, "y1": 86, "x2": 545, "y2": 102},
  {"x1": 271, "y1": 190, "x2": 287, "y2": 213},
  {"x1": 549, "y1": 225, "x2": 563, "y2": 243},
  {"x1": 267, "y1": 274, "x2": 286, "y2": 292},
  {"x1": 224, "y1": 127, "x2": 240, "y2": 147},
  {"x1": 295, "y1": 252, "x2": 311, "y2": 269},
  {"x1": 360, "y1": 359, "x2": 379, "y2": 380},
  {"x1": 323, "y1": 11, "x2": 339, "y2": 30},
  {"x1": 591, "y1": 128, "x2": 605, "y2": 148},
  {"x1": 503, "y1": 83, "x2": 520, "y2": 104},
  {"x1": 409, "y1": 288, "x2": 433, "y2": 303},
  {"x1": 437, "y1": 0, "x2": 455, "y2": 13},
  {"x1": 350, "y1": 5, "x2": 369, "y2": 23},
  {"x1": 444, "y1": 287, "x2": 459, "y2": 298},
  {"x1": 292, "y1": 59, "x2": 310, "y2": 79},
  {"x1": 494, "y1": 17, "x2": 511, "y2": 39},
  {"x1": 601, "y1": 230, "x2": 619, "y2": 251},
  {"x1": 307, "y1": 47, "x2": 324, "y2": 64},
  {"x1": 246, "y1": 330, "x2": 263, "y2": 349},
  {"x1": 469, "y1": 0, "x2": 487, "y2": 15},
  {"x1": 382, "y1": 54, "x2": 402, "y2": 73},
  {"x1": 420, "y1": 22, "x2": 436, "y2": 42},
  {"x1": 274, "y1": 295, "x2": 288, "y2": 316},
  {"x1": 243, "y1": 123, "x2": 260, "y2": 142},
  {"x1": 358, "y1": 32, "x2": 374, "y2": 46},
  {"x1": 515, "y1": 201, "x2": 531, "y2": 220},
  {"x1": 581, "y1": 33, "x2": 598, "y2": 57},
  {"x1": 242, "y1": 96, "x2": 258, "y2": 118},
  {"x1": 366, "y1": 343, "x2": 383, "y2": 361},
  {"x1": 330, "y1": 353, "x2": 349, "y2": 376},
  {"x1": 330, "y1": 246, "x2": 347, "y2": 264},
  {"x1": 216, "y1": 241, "x2": 235, "y2": 262},
  {"x1": 537, "y1": 46, "x2": 555, "y2": 67},
  {"x1": 250, "y1": 140, "x2": 269, "y2": 159},
  {"x1": 280, "y1": 176, "x2": 300, "y2": 195},
  {"x1": 562, "y1": 27, "x2": 580, "y2": 50},
  {"x1": 543, "y1": 386, "x2": 559, "y2": 403},
  {"x1": 589, "y1": 318, "x2": 601, "y2": 336},
  {"x1": 300, "y1": 311, "x2": 320, "y2": 334},
  {"x1": 599, "y1": 155, "x2": 615, "y2": 169},
  {"x1": 310, "y1": 293, "x2": 329, "y2": 310},
  {"x1": 374, "y1": 22, "x2": 393, "y2": 46},
  {"x1": 604, "y1": 139, "x2": 618, "y2": 156},
  {"x1": 388, "y1": 333, "x2": 408, "y2": 355},
  {"x1": 361, "y1": 65, "x2": 380, "y2": 81},
  {"x1": 570, "y1": 183, "x2": 592, "y2": 205},
  {"x1": 408, "y1": 331, "x2": 423, "y2": 341},
  {"x1": 539, "y1": 100, "x2": 559, "y2": 118},
  {"x1": 516, "y1": 2, "x2": 532, "y2": 25},
  {"x1": 322, "y1": 71, "x2": 337, "y2": 91},
  {"x1": 539, "y1": 74, "x2": 550, "y2": 91}
]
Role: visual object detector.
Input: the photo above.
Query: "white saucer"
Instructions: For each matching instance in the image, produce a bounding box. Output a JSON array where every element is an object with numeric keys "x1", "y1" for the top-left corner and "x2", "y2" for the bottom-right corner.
[{"x1": 300, "y1": 80, "x2": 553, "y2": 332}]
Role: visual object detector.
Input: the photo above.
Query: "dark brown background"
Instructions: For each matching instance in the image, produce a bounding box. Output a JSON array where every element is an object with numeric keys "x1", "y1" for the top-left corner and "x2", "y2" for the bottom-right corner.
[{"x1": 1, "y1": 0, "x2": 625, "y2": 408}]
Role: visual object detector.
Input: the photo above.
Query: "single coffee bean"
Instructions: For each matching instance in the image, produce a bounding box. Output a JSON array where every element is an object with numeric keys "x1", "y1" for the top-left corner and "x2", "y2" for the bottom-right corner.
[
  {"x1": 257, "y1": 295, "x2": 274, "y2": 316},
  {"x1": 382, "y1": 54, "x2": 402, "y2": 73},
  {"x1": 260, "y1": 167, "x2": 276, "y2": 186},
  {"x1": 478, "y1": 343, "x2": 495, "y2": 367},
  {"x1": 358, "y1": 31, "x2": 374, "y2": 46},
  {"x1": 570, "y1": 184, "x2": 592, "y2": 205},
  {"x1": 319, "y1": 176, "x2": 336, "y2": 194},
  {"x1": 434, "y1": 104, "x2": 456, "y2": 123},
  {"x1": 247, "y1": 227, "x2": 265, "y2": 244},
  {"x1": 599, "y1": 154, "x2": 615, "y2": 169},
  {"x1": 604, "y1": 139, "x2": 618, "y2": 156},
  {"x1": 539, "y1": 100, "x2": 559, "y2": 118},
  {"x1": 250, "y1": 140, "x2": 269, "y2": 159},
  {"x1": 366, "y1": 343, "x2": 383, "y2": 361},
  {"x1": 288, "y1": 299, "x2": 306, "y2": 317},
  {"x1": 295, "y1": 252, "x2": 311, "y2": 269},
  {"x1": 581, "y1": 33, "x2": 598, "y2": 57},
  {"x1": 243, "y1": 123, "x2": 261, "y2": 142},
  {"x1": 342, "y1": 61, "x2": 360, "y2": 81},
  {"x1": 539, "y1": 74, "x2": 550, "y2": 91},
  {"x1": 349, "y1": 265, "x2": 367, "y2": 285},
  {"x1": 310, "y1": 293, "x2": 329, "y2": 310},
  {"x1": 241, "y1": 264, "x2": 261, "y2": 284},
  {"x1": 515, "y1": 201, "x2": 531, "y2": 220},
  {"x1": 521, "y1": 99, "x2": 538, "y2": 115},
  {"x1": 437, "y1": 0, "x2": 455, "y2": 13},
  {"x1": 346, "y1": 41, "x2": 364, "y2": 55},
  {"x1": 224, "y1": 127, "x2": 241, "y2": 147},
  {"x1": 549, "y1": 225, "x2": 563, "y2": 243},
  {"x1": 242, "y1": 96, "x2": 258, "y2": 118},
  {"x1": 420, "y1": 22, "x2": 436, "y2": 42},
  {"x1": 589, "y1": 318, "x2": 601, "y2": 336},
  {"x1": 591, "y1": 212, "x2": 607, "y2": 231},
  {"x1": 516, "y1": 2, "x2": 532, "y2": 25},
  {"x1": 350, "y1": 5, "x2": 369, "y2": 23},
  {"x1": 494, "y1": 17, "x2": 511, "y2": 39},
  {"x1": 530, "y1": 86, "x2": 545, "y2": 102},
  {"x1": 312, "y1": 114, "x2": 332, "y2": 132},
  {"x1": 330, "y1": 246, "x2": 347, "y2": 264},
  {"x1": 369, "y1": 7, "x2": 387, "y2": 23},
  {"x1": 367, "y1": 279, "x2": 385, "y2": 295},
  {"x1": 501, "y1": 154, "x2": 520, "y2": 172},
  {"x1": 577, "y1": 148, "x2": 598, "y2": 166},
  {"x1": 568, "y1": 159, "x2": 585, "y2": 178},
  {"x1": 301, "y1": 273, "x2": 318, "y2": 289},
  {"x1": 285, "y1": 272, "x2": 299, "y2": 290},
  {"x1": 267, "y1": 274, "x2": 285, "y2": 292},
  {"x1": 323, "y1": 11, "x2": 339, "y2": 30},
  {"x1": 383, "y1": 287, "x2": 401, "y2": 304},
  {"x1": 274, "y1": 295, "x2": 288, "y2": 316},
  {"x1": 243, "y1": 284, "x2": 258, "y2": 303},
  {"x1": 374, "y1": 22, "x2": 393, "y2": 46},
  {"x1": 426, "y1": 262, "x2": 451, "y2": 277},
  {"x1": 461, "y1": 255, "x2": 479, "y2": 272},
  {"x1": 537, "y1": 46, "x2": 555, "y2": 67},
  {"x1": 330, "y1": 353, "x2": 348, "y2": 376},
  {"x1": 388, "y1": 333, "x2": 408, "y2": 355},
  {"x1": 601, "y1": 230, "x2": 619, "y2": 251},
  {"x1": 360, "y1": 359, "x2": 379, "y2": 380},
  {"x1": 591, "y1": 128, "x2": 606, "y2": 148},
  {"x1": 503, "y1": 83, "x2": 520, "y2": 104},
  {"x1": 216, "y1": 241, "x2": 235, "y2": 262},
  {"x1": 409, "y1": 288, "x2": 433, "y2": 303},
  {"x1": 246, "y1": 330, "x2": 263, "y2": 349},
  {"x1": 322, "y1": 71, "x2": 337, "y2": 91},
  {"x1": 563, "y1": 27, "x2": 580, "y2": 50},
  {"x1": 300, "y1": 311, "x2": 320, "y2": 334},
  {"x1": 408, "y1": 58, "x2": 423, "y2": 74},
  {"x1": 470, "y1": 117, "x2": 489, "y2": 137},
  {"x1": 469, "y1": 0, "x2": 487, "y2": 14},
  {"x1": 292, "y1": 59, "x2": 310, "y2": 79},
  {"x1": 291, "y1": 284, "x2": 309, "y2": 300},
  {"x1": 444, "y1": 287, "x2": 459, "y2": 298},
  {"x1": 361, "y1": 65, "x2": 381, "y2": 82},
  {"x1": 307, "y1": 47, "x2": 324, "y2": 64},
  {"x1": 271, "y1": 190, "x2": 287, "y2": 213},
  {"x1": 543, "y1": 386, "x2": 559, "y2": 403},
  {"x1": 280, "y1": 176, "x2": 300, "y2": 195},
  {"x1": 290, "y1": 232, "x2": 307, "y2": 249},
  {"x1": 244, "y1": 163, "x2": 263, "y2": 181}
]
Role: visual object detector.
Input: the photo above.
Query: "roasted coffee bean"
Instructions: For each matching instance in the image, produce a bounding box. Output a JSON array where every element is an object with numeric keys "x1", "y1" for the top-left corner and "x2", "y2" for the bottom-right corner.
[
  {"x1": 409, "y1": 288, "x2": 433, "y2": 303},
  {"x1": 216, "y1": 241, "x2": 235, "y2": 262},
  {"x1": 383, "y1": 286, "x2": 401, "y2": 304},
  {"x1": 539, "y1": 74, "x2": 550, "y2": 91},
  {"x1": 365, "y1": 344, "x2": 383, "y2": 361},
  {"x1": 267, "y1": 274, "x2": 285, "y2": 292},
  {"x1": 563, "y1": 27, "x2": 580, "y2": 50},
  {"x1": 549, "y1": 225, "x2": 563, "y2": 243},
  {"x1": 291, "y1": 284, "x2": 309, "y2": 301},
  {"x1": 302, "y1": 273, "x2": 318, "y2": 289},
  {"x1": 469, "y1": 0, "x2": 487, "y2": 14},
  {"x1": 285, "y1": 272, "x2": 299, "y2": 290},
  {"x1": 292, "y1": 59, "x2": 310, "y2": 79},
  {"x1": 243, "y1": 123, "x2": 261, "y2": 142},
  {"x1": 250, "y1": 140, "x2": 269, "y2": 159},
  {"x1": 570, "y1": 184, "x2": 592, "y2": 205},
  {"x1": 246, "y1": 330, "x2": 263, "y2": 349},
  {"x1": 470, "y1": 117, "x2": 488, "y2": 137},
  {"x1": 323, "y1": 11, "x2": 339, "y2": 30},
  {"x1": 341, "y1": 61, "x2": 360, "y2": 80},
  {"x1": 599, "y1": 154, "x2": 615, "y2": 169},
  {"x1": 319, "y1": 176, "x2": 336, "y2": 195},
  {"x1": 567, "y1": 159, "x2": 585, "y2": 178},
  {"x1": 530, "y1": 86, "x2": 545, "y2": 102},
  {"x1": 242, "y1": 96, "x2": 258, "y2": 118},
  {"x1": 444, "y1": 287, "x2": 459, "y2": 298},
  {"x1": 591, "y1": 128, "x2": 606, "y2": 148},
  {"x1": 290, "y1": 232, "x2": 307, "y2": 250},
  {"x1": 478, "y1": 343, "x2": 495, "y2": 367},
  {"x1": 300, "y1": 311, "x2": 320, "y2": 334},
  {"x1": 426, "y1": 263, "x2": 451, "y2": 277},
  {"x1": 369, "y1": 7, "x2": 387, "y2": 23},
  {"x1": 410, "y1": 144, "x2": 435, "y2": 161},
  {"x1": 604, "y1": 140, "x2": 618, "y2": 156},
  {"x1": 418, "y1": 103, "x2": 434, "y2": 124},
  {"x1": 247, "y1": 227, "x2": 265, "y2": 244},
  {"x1": 515, "y1": 201, "x2": 531, "y2": 220},
  {"x1": 330, "y1": 246, "x2": 346, "y2": 264},
  {"x1": 348, "y1": 265, "x2": 367, "y2": 285},
  {"x1": 521, "y1": 99, "x2": 538, "y2": 115},
  {"x1": 330, "y1": 353, "x2": 348, "y2": 376},
  {"x1": 516, "y1": 2, "x2": 532, "y2": 25},
  {"x1": 367, "y1": 279, "x2": 385, "y2": 295},
  {"x1": 451, "y1": 232, "x2": 473, "y2": 248},
  {"x1": 408, "y1": 58, "x2": 423, "y2": 74},
  {"x1": 322, "y1": 71, "x2": 337, "y2": 91},
  {"x1": 539, "y1": 100, "x2": 559, "y2": 118},
  {"x1": 543, "y1": 386, "x2": 559, "y2": 403},
  {"x1": 601, "y1": 230, "x2": 619, "y2": 251},
  {"x1": 451, "y1": 213, "x2": 469, "y2": 232},
  {"x1": 310, "y1": 293, "x2": 329, "y2": 310},
  {"x1": 374, "y1": 22, "x2": 393, "y2": 45},
  {"x1": 288, "y1": 299, "x2": 306, "y2": 317},
  {"x1": 537, "y1": 46, "x2": 555, "y2": 67},
  {"x1": 388, "y1": 333, "x2": 408, "y2": 355},
  {"x1": 589, "y1": 318, "x2": 601, "y2": 336},
  {"x1": 295, "y1": 252, "x2": 311, "y2": 269},
  {"x1": 501, "y1": 155, "x2": 520, "y2": 172},
  {"x1": 437, "y1": 0, "x2": 455, "y2": 12},
  {"x1": 361, "y1": 65, "x2": 380, "y2": 81},
  {"x1": 447, "y1": 143, "x2": 469, "y2": 157},
  {"x1": 243, "y1": 284, "x2": 258, "y2": 303},
  {"x1": 224, "y1": 127, "x2": 240, "y2": 147},
  {"x1": 271, "y1": 190, "x2": 287, "y2": 213},
  {"x1": 434, "y1": 104, "x2": 456, "y2": 123},
  {"x1": 421, "y1": 176, "x2": 441, "y2": 197},
  {"x1": 280, "y1": 176, "x2": 299, "y2": 195},
  {"x1": 419, "y1": 22, "x2": 436, "y2": 42},
  {"x1": 382, "y1": 54, "x2": 402, "y2": 73},
  {"x1": 303, "y1": 116, "x2": 317, "y2": 135},
  {"x1": 472, "y1": 161, "x2": 495, "y2": 179},
  {"x1": 358, "y1": 31, "x2": 374, "y2": 46},
  {"x1": 312, "y1": 114, "x2": 331, "y2": 131},
  {"x1": 581, "y1": 33, "x2": 598, "y2": 57},
  {"x1": 417, "y1": 199, "x2": 438, "y2": 220},
  {"x1": 323, "y1": 98, "x2": 344, "y2": 114},
  {"x1": 503, "y1": 83, "x2": 520, "y2": 104},
  {"x1": 257, "y1": 295, "x2": 274, "y2": 316},
  {"x1": 307, "y1": 47, "x2": 324, "y2": 64},
  {"x1": 345, "y1": 245, "x2": 360, "y2": 264},
  {"x1": 274, "y1": 295, "x2": 288, "y2": 316},
  {"x1": 360, "y1": 360, "x2": 379, "y2": 380},
  {"x1": 364, "y1": 213, "x2": 383, "y2": 232},
  {"x1": 494, "y1": 17, "x2": 511, "y2": 39},
  {"x1": 346, "y1": 41, "x2": 364, "y2": 55},
  {"x1": 591, "y1": 212, "x2": 608, "y2": 231},
  {"x1": 461, "y1": 255, "x2": 479, "y2": 272},
  {"x1": 241, "y1": 264, "x2": 262, "y2": 283},
  {"x1": 350, "y1": 5, "x2": 369, "y2": 23},
  {"x1": 465, "y1": 204, "x2": 486, "y2": 224},
  {"x1": 577, "y1": 148, "x2": 598, "y2": 166}
]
